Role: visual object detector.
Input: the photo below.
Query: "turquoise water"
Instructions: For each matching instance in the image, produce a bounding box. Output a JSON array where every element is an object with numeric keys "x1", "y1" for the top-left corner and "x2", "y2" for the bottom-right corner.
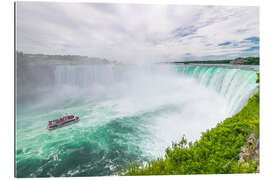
[
  {"x1": 16, "y1": 64, "x2": 258, "y2": 177},
  {"x1": 176, "y1": 66, "x2": 258, "y2": 114}
]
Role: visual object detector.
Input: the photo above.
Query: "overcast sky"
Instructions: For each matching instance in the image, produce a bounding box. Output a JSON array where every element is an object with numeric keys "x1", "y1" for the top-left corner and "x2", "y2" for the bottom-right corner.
[{"x1": 16, "y1": 2, "x2": 259, "y2": 63}]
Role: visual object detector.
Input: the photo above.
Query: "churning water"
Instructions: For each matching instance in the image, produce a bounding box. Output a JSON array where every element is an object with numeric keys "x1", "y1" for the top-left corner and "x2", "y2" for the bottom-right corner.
[{"x1": 16, "y1": 64, "x2": 258, "y2": 177}]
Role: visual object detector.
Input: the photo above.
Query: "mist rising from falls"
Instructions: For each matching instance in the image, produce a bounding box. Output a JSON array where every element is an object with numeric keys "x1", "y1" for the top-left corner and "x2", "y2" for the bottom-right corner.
[
  {"x1": 50, "y1": 64, "x2": 258, "y2": 115},
  {"x1": 16, "y1": 64, "x2": 258, "y2": 177}
]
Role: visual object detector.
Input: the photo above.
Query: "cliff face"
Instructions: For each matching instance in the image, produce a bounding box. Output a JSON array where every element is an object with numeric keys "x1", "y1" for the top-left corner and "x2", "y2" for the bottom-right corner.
[{"x1": 238, "y1": 133, "x2": 259, "y2": 172}]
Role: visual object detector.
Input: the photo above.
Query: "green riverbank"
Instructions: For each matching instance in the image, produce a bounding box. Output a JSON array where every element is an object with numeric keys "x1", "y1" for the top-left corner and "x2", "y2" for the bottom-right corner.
[{"x1": 121, "y1": 74, "x2": 260, "y2": 175}]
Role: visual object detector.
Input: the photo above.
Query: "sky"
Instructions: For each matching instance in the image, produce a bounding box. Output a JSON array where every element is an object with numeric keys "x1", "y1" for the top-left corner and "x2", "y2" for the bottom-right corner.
[{"x1": 16, "y1": 2, "x2": 259, "y2": 63}]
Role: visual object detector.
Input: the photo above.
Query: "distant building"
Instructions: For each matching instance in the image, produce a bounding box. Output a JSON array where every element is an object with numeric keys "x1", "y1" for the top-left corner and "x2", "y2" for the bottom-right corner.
[{"x1": 230, "y1": 58, "x2": 248, "y2": 64}]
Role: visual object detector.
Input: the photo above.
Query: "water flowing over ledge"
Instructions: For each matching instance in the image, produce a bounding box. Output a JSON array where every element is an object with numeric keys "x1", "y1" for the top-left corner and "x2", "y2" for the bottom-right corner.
[
  {"x1": 16, "y1": 64, "x2": 258, "y2": 177},
  {"x1": 175, "y1": 65, "x2": 258, "y2": 116}
]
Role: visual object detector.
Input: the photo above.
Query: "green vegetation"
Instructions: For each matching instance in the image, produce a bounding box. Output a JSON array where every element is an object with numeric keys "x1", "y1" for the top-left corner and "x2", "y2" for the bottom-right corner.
[
  {"x1": 172, "y1": 57, "x2": 259, "y2": 65},
  {"x1": 242, "y1": 57, "x2": 260, "y2": 65},
  {"x1": 256, "y1": 73, "x2": 260, "y2": 84},
  {"x1": 121, "y1": 74, "x2": 260, "y2": 175}
]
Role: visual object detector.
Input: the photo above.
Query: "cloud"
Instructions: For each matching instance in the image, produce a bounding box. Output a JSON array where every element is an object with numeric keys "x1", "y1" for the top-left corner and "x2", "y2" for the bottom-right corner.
[
  {"x1": 16, "y1": 2, "x2": 259, "y2": 63},
  {"x1": 172, "y1": 25, "x2": 198, "y2": 38},
  {"x1": 218, "y1": 41, "x2": 232, "y2": 46},
  {"x1": 244, "y1": 36, "x2": 259, "y2": 44},
  {"x1": 243, "y1": 46, "x2": 259, "y2": 51}
]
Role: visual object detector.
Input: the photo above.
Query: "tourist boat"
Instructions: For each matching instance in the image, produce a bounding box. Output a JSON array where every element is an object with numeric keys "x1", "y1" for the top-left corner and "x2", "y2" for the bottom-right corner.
[{"x1": 48, "y1": 115, "x2": 79, "y2": 130}]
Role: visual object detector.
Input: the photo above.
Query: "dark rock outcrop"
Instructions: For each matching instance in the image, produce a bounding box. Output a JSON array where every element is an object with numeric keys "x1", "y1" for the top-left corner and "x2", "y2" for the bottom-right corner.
[{"x1": 238, "y1": 133, "x2": 259, "y2": 172}]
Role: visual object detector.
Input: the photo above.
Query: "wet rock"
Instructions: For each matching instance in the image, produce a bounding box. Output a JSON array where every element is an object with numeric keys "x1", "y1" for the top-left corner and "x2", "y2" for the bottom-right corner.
[
  {"x1": 238, "y1": 133, "x2": 260, "y2": 171},
  {"x1": 247, "y1": 133, "x2": 256, "y2": 146}
]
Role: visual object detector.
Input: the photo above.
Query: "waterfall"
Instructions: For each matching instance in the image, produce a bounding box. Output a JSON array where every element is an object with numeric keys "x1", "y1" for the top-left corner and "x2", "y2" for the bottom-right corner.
[
  {"x1": 176, "y1": 65, "x2": 258, "y2": 116},
  {"x1": 16, "y1": 63, "x2": 259, "y2": 177},
  {"x1": 53, "y1": 64, "x2": 258, "y2": 116}
]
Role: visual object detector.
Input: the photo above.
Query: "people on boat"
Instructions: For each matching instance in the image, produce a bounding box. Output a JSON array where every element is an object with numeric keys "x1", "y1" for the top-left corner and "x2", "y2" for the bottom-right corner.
[{"x1": 48, "y1": 115, "x2": 79, "y2": 128}]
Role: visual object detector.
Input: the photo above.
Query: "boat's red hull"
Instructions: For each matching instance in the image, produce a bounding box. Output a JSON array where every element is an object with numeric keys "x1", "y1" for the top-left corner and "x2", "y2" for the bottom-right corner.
[{"x1": 48, "y1": 115, "x2": 79, "y2": 130}]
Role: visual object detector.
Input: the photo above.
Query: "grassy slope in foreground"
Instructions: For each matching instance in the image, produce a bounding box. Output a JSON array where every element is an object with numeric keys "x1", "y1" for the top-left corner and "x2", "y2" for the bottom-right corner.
[{"x1": 122, "y1": 77, "x2": 259, "y2": 175}]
